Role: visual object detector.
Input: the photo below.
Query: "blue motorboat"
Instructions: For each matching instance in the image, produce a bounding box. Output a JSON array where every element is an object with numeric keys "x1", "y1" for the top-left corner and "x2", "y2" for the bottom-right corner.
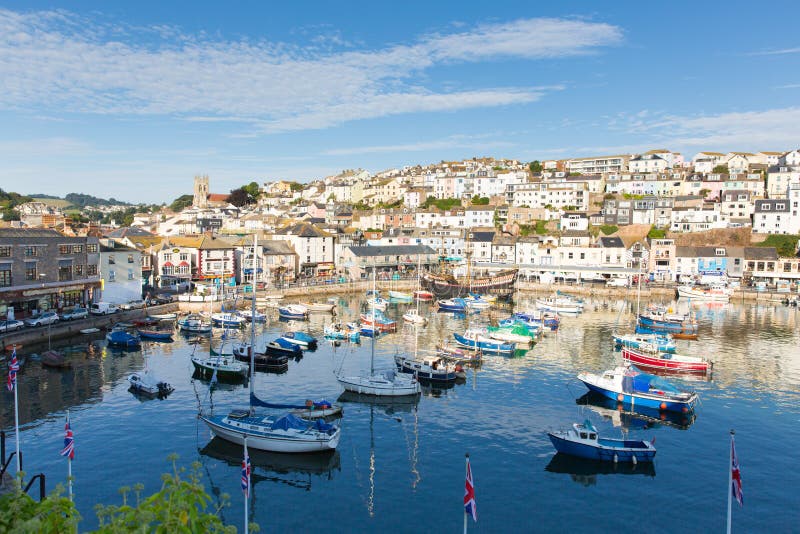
[
  {"x1": 436, "y1": 298, "x2": 467, "y2": 312},
  {"x1": 278, "y1": 304, "x2": 309, "y2": 320},
  {"x1": 453, "y1": 330, "x2": 516, "y2": 356},
  {"x1": 511, "y1": 311, "x2": 560, "y2": 330},
  {"x1": 577, "y1": 366, "x2": 698, "y2": 413},
  {"x1": 359, "y1": 324, "x2": 380, "y2": 338},
  {"x1": 267, "y1": 338, "x2": 303, "y2": 357},
  {"x1": 612, "y1": 332, "x2": 676, "y2": 353},
  {"x1": 547, "y1": 420, "x2": 656, "y2": 463},
  {"x1": 106, "y1": 329, "x2": 141, "y2": 349},
  {"x1": 279, "y1": 331, "x2": 318, "y2": 350}
]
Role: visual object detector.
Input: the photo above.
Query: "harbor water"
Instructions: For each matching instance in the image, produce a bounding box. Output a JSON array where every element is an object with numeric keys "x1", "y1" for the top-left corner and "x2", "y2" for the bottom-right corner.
[{"x1": 2, "y1": 295, "x2": 799, "y2": 532}]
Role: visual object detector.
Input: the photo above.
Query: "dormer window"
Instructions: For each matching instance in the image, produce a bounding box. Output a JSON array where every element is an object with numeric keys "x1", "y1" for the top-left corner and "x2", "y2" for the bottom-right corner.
[{"x1": 715, "y1": 248, "x2": 725, "y2": 256}]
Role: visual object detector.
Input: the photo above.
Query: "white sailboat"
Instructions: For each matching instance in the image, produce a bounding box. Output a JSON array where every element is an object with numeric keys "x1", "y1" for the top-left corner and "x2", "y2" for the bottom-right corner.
[
  {"x1": 337, "y1": 268, "x2": 421, "y2": 396},
  {"x1": 202, "y1": 234, "x2": 341, "y2": 453}
]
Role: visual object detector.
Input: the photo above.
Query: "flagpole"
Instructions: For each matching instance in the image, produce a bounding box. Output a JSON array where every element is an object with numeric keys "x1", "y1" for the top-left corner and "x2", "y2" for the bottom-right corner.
[
  {"x1": 67, "y1": 410, "x2": 73, "y2": 501},
  {"x1": 244, "y1": 436, "x2": 249, "y2": 534},
  {"x1": 727, "y1": 429, "x2": 734, "y2": 534},
  {"x1": 13, "y1": 369, "x2": 20, "y2": 477},
  {"x1": 464, "y1": 453, "x2": 469, "y2": 534}
]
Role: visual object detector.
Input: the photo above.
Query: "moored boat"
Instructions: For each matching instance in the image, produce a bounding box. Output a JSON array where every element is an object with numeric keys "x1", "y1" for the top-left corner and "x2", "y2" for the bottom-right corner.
[
  {"x1": 265, "y1": 338, "x2": 303, "y2": 358},
  {"x1": 278, "y1": 304, "x2": 309, "y2": 320},
  {"x1": 436, "y1": 298, "x2": 468, "y2": 313},
  {"x1": 238, "y1": 309, "x2": 267, "y2": 322},
  {"x1": 395, "y1": 354, "x2": 462, "y2": 382},
  {"x1": 453, "y1": 329, "x2": 516, "y2": 355},
  {"x1": 413, "y1": 290, "x2": 434, "y2": 301},
  {"x1": 621, "y1": 346, "x2": 711, "y2": 373},
  {"x1": 300, "y1": 301, "x2": 336, "y2": 313},
  {"x1": 577, "y1": 365, "x2": 698, "y2": 413},
  {"x1": 676, "y1": 284, "x2": 733, "y2": 302},
  {"x1": 137, "y1": 329, "x2": 174, "y2": 341},
  {"x1": 613, "y1": 332, "x2": 676, "y2": 353},
  {"x1": 535, "y1": 295, "x2": 582, "y2": 314},
  {"x1": 202, "y1": 411, "x2": 340, "y2": 453},
  {"x1": 279, "y1": 331, "x2": 318, "y2": 350},
  {"x1": 128, "y1": 371, "x2": 174, "y2": 398},
  {"x1": 388, "y1": 291, "x2": 413, "y2": 303},
  {"x1": 211, "y1": 312, "x2": 246, "y2": 328},
  {"x1": 41, "y1": 350, "x2": 71, "y2": 368},
  {"x1": 191, "y1": 354, "x2": 249, "y2": 381},
  {"x1": 106, "y1": 329, "x2": 142, "y2": 349},
  {"x1": 360, "y1": 311, "x2": 397, "y2": 332},
  {"x1": 178, "y1": 314, "x2": 213, "y2": 334},
  {"x1": 547, "y1": 420, "x2": 656, "y2": 463},
  {"x1": 402, "y1": 309, "x2": 428, "y2": 325}
]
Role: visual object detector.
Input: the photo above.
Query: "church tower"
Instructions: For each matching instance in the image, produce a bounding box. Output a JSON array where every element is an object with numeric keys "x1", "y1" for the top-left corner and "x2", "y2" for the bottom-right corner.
[{"x1": 193, "y1": 175, "x2": 209, "y2": 209}]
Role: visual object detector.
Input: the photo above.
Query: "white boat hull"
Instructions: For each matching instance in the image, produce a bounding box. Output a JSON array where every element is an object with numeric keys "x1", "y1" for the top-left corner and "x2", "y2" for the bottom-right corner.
[
  {"x1": 337, "y1": 373, "x2": 420, "y2": 396},
  {"x1": 202, "y1": 416, "x2": 340, "y2": 453},
  {"x1": 301, "y1": 302, "x2": 336, "y2": 313},
  {"x1": 676, "y1": 286, "x2": 732, "y2": 302}
]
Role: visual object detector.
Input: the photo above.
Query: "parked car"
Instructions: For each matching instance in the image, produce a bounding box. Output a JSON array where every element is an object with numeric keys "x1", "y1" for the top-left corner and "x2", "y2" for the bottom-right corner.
[
  {"x1": 90, "y1": 302, "x2": 119, "y2": 315},
  {"x1": 24, "y1": 311, "x2": 60, "y2": 327},
  {"x1": 120, "y1": 300, "x2": 146, "y2": 310},
  {"x1": 0, "y1": 319, "x2": 25, "y2": 332},
  {"x1": 150, "y1": 294, "x2": 174, "y2": 305},
  {"x1": 61, "y1": 307, "x2": 89, "y2": 321}
]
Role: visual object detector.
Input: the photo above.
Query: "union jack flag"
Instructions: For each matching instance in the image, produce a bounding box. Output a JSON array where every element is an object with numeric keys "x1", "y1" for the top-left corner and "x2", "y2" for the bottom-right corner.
[
  {"x1": 61, "y1": 413, "x2": 75, "y2": 460},
  {"x1": 241, "y1": 443, "x2": 251, "y2": 498},
  {"x1": 464, "y1": 456, "x2": 477, "y2": 523},
  {"x1": 731, "y1": 436, "x2": 743, "y2": 507},
  {"x1": 7, "y1": 348, "x2": 19, "y2": 392}
]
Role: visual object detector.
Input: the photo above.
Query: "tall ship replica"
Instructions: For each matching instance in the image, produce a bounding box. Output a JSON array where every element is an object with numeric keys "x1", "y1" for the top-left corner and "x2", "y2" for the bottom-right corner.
[{"x1": 420, "y1": 247, "x2": 518, "y2": 301}]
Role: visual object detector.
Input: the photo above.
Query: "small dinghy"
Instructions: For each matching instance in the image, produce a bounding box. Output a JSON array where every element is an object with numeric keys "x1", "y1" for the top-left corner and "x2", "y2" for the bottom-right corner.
[
  {"x1": 80, "y1": 328, "x2": 101, "y2": 334},
  {"x1": 106, "y1": 329, "x2": 142, "y2": 349},
  {"x1": 279, "y1": 331, "x2": 318, "y2": 350},
  {"x1": 265, "y1": 339, "x2": 303, "y2": 358},
  {"x1": 128, "y1": 371, "x2": 174, "y2": 398},
  {"x1": 41, "y1": 350, "x2": 71, "y2": 369},
  {"x1": 548, "y1": 420, "x2": 656, "y2": 463},
  {"x1": 137, "y1": 329, "x2": 174, "y2": 341}
]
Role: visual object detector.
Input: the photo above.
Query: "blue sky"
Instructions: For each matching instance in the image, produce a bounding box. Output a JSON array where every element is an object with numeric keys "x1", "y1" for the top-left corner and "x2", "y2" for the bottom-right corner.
[{"x1": 0, "y1": 1, "x2": 799, "y2": 203}]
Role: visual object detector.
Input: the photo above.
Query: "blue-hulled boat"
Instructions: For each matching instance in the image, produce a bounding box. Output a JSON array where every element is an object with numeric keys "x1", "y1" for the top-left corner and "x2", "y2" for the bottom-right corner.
[
  {"x1": 612, "y1": 332, "x2": 676, "y2": 353},
  {"x1": 278, "y1": 304, "x2": 309, "y2": 320},
  {"x1": 547, "y1": 420, "x2": 656, "y2": 463},
  {"x1": 359, "y1": 324, "x2": 380, "y2": 338},
  {"x1": 266, "y1": 338, "x2": 303, "y2": 357},
  {"x1": 279, "y1": 331, "x2": 318, "y2": 350},
  {"x1": 453, "y1": 329, "x2": 516, "y2": 356},
  {"x1": 136, "y1": 329, "x2": 174, "y2": 341},
  {"x1": 511, "y1": 311, "x2": 560, "y2": 330},
  {"x1": 436, "y1": 298, "x2": 468, "y2": 312},
  {"x1": 577, "y1": 366, "x2": 698, "y2": 413},
  {"x1": 106, "y1": 329, "x2": 141, "y2": 348}
]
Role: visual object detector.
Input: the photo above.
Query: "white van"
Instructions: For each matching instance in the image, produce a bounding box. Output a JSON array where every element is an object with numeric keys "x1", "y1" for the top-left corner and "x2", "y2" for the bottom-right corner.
[
  {"x1": 90, "y1": 302, "x2": 119, "y2": 315},
  {"x1": 606, "y1": 277, "x2": 629, "y2": 288}
]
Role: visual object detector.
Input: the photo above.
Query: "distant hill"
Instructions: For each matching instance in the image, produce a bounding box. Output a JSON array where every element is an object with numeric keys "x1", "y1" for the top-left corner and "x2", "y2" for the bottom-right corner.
[{"x1": 26, "y1": 192, "x2": 132, "y2": 208}]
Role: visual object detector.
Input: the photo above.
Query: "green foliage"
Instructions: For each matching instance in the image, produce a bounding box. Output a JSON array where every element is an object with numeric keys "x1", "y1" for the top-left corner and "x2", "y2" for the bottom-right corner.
[
  {"x1": 528, "y1": 160, "x2": 542, "y2": 173},
  {"x1": 0, "y1": 481, "x2": 79, "y2": 533},
  {"x1": 470, "y1": 196, "x2": 490, "y2": 205},
  {"x1": 352, "y1": 200, "x2": 371, "y2": 211},
  {"x1": 104, "y1": 207, "x2": 138, "y2": 226},
  {"x1": 755, "y1": 234, "x2": 800, "y2": 257},
  {"x1": 492, "y1": 166, "x2": 504, "y2": 171},
  {"x1": 2, "y1": 208, "x2": 20, "y2": 221},
  {"x1": 647, "y1": 226, "x2": 667, "y2": 239},
  {"x1": 64, "y1": 193, "x2": 130, "y2": 208},
  {"x1": 562, "y1": 205, "x2": 578, "y2": 211},
  {"x1": 621, "y1": 193, "x2": 644, "y2": 200},
  {"x1": 169, "y1": 195, "x2": 194, "y2": 212},
  {"x1": 712, "y1": 165, "x2": 728, "y2": 174},
  {"x1": 242, "y1": 182, "x2": 261, "y2": 201},
  {"x1": 603, "y1": 193, "x2": 615, "y2": 200},
  {"x1": 518, "y1": 220, "x2": 549, "y2": 236},
  {"x1": 421, "y1": 196, "x2": 461, "y2": 210},
  {"x1": 599, "y1": 224, "x2": 618, "y2": 236},
  {"x1": 0, "y1": 189, "x2": 33, "y2": 217},
  {"x1": 376, "y1": 199, "x2": 403, "y2": 209},
  {"x1": 289, "y1": 182, "x2": 305, "y2": 192},
  {"x1": 94, "y1": 457, "x2": 246, "y2": 533}
]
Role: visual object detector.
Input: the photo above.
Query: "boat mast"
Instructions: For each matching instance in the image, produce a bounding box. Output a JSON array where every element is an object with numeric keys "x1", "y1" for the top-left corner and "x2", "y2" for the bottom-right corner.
[
  {"x1": 249, "y1": 233, "x2": 257, "y2": 398},
  {"x1": 370, "y1": 264, "x2": 376, "y2": 376}
]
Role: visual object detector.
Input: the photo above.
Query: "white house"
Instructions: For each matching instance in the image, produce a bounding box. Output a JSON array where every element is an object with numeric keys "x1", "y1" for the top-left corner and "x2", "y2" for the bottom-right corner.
[
  {"x1": 98, "y1": 240, "x2": 142, "y2": 304},
  {"x1": 692, "y1": 152, "x2": 726, "y2": 173},
  {"x1": 628, "y1": 153, "x2": 669, "y2": 174},
  {"x1": 753, "y1": 188, "x2": 800, "y2": 234}
]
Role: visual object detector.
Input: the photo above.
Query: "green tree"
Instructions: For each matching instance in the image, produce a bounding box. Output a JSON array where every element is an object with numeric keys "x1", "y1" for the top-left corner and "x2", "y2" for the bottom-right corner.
[
  {"x1": 528, "y1": 160, "x2": 543, "y2": 173},
  {"x1": 712, "y1": 165, "x2": 728, "y2": 174},
  {"x1": 470, "y1": 196, "x2": 490, "y2": 205},
  {"x1": 243, "y1": 182, "x2": 261, "y2": 201},
  {"x1": 647, "y1": 226, "x2": 666, "y2": 239},
  {"x1": 169, "y1": 195, "x2": 194, "y2": 212},
  {"x1": 599, "y1": 224, "x2": 618, "y2": 235},
  {"x1": 289, "y1": 182, "x2": 304, "y2": 192},
  {"x1": 0, "y1": 484, "x2": 79, "y2": 533},
  {"x1": 227, "y1": 188, "x2": 250, "y2": 207}
]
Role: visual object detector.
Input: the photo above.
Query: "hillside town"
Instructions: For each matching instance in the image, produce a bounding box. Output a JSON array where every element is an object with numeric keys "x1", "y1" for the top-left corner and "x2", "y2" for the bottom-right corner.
[{"x1": 2, "y1": 148, "x2": 800, "y2": 318}]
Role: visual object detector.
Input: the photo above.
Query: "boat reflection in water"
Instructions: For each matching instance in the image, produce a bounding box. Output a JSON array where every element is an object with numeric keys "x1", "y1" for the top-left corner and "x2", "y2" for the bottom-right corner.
[
  {"x1": 545, "y1": 453, "x2": 655, "y2": 486},
  {"x1": 200, "y1": 437, "x2": 341, "y2": 490},
  {"x1": 576, "y1": 392, "x2": 696, "y2": 430}
]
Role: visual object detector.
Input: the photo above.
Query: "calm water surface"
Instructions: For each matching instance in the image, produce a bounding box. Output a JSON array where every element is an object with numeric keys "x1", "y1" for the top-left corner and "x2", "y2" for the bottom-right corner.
[{"x1": 3, "y1": 294, "x2": 800, "y2": 532}]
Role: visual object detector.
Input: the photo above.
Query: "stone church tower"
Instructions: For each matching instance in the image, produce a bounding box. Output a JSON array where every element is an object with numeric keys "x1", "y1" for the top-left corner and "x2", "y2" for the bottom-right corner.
[{"x1": 193, "y1": 175, "x2": 209, "y2": 209}]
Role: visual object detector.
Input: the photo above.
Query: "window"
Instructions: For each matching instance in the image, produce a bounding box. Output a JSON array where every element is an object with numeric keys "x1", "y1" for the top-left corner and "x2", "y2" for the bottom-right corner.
[
  {"x1": 128, "y1": 269, "x2": 134, "y2": 280},
  {"x1": 108, "y1": 270, "x2": 115, "y2": 282},
  {"x1": 108, "y1": 255, "x2": 115, "y2": 265},
  {"x1": 179, "y1": 253, "x2": 188, "y2": 261},
  {"x1": 776, "y1": 204, "x2": 785, "y2": 210},
  {"x1": 163, "y1": 253, "x2": 172, "y2": 262},
  {"x1": 72, "y1": 245, "x2": 83, "y2": 253},
  {"x1": 59, "y1": 244, "x2": 72, "y2": 254},
  {"x1": 87, "y1": 264, "x2": 97, "y2": 276},
  {"x1": 0, "y1": 266, "x2": 10, "y2": 287},
  {"x1": 87, "y1": 244, "x2": 98, "y2": 253},
  {"x1": 0, "y1": 246, "x2": 10, "y2": 257},
  {"x1": 58, "y1": 264, "x2": 72, "y2": 281},
  {"x1": 24, "y1": 246, "x2": 38, "y2": 257},
  {"x1": 763, "y1": 205, "x2": 771, "y2": 211},
  {"x1": 74, "y1": 264, "x2": 84, "y2": 276},
  {"x1": 715, "y1": 248, "x2": 725, "y2": 256},
  {"x1": 128, "y1": 254, "x2": 134, "y2": 263},
  {"x1": 25, "y1": 262, "x2": 36, "y2": 281}
]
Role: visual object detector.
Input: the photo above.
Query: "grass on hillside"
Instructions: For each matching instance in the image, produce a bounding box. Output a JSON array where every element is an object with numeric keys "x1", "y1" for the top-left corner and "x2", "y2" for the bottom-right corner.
[
  {"x1": 754, "y1": 234, "x2": 800, "y2": 257},
  {"x1": 31, "y1": 197, "x2": 73, "y2": 209}
]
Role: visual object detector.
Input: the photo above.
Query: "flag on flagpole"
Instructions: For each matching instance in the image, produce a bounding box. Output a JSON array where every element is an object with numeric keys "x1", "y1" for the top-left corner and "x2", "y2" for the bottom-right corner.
[
  {"x1": 731, "y1": 436, "x2": 743, "y2": 507},
  {"x1": 7, "y1": 348, "x2": 19, "y2": 392},
  {"x1": 61, "y1": 413, "x2": 75, "y2": 460},
  {"x1": 464, "y1": 456, "x2": 477, "y2": 523},
  {"x1": 241, "y1": 442, "x2": 251, "y2": 498}
]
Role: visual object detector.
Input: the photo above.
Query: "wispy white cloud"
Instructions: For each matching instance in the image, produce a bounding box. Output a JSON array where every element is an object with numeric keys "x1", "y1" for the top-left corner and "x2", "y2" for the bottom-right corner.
[
  {"x1": 0, "y1": 9, "x2": 621, "y2": 132},
  {"x1": 612, "y1": 107, "x2": 800, "y2": 151},
  {"x1": 774, "y1": 83, "x2": 800, "y2": 89},
  {"x1": 748, "y1": 46, "x2": 800, "y2": 56}
]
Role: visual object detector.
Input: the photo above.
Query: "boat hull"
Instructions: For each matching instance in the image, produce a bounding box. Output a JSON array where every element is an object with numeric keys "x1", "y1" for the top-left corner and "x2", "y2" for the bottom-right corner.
[
  {"x1": 202, "y1": 416, "x2": 340, "y2": 453},
  {"x1": 337, "y1": 374, "x2": 420, "y2": 396},
  {"x1": 547, "y1": 433, "x2": 655, "y2": 463},
  {"x1": 579, "y1": 379, "x2": 695, "y2": 413},
  {"x1": 621, "y1": 347, "x2": 710, "y2": 373},
  {"x1": 676, "y1": 286, "x2": 732, "y2": 302},
  {"x1": 453, "y1": 332, "x2": 515, "y2": 355}
]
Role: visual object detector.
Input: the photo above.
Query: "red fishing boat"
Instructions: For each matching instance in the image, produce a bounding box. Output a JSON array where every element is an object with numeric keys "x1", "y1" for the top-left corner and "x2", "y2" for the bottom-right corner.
[{"x1": 621, "y1": 346, "x2": 711, "y2": 373}]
